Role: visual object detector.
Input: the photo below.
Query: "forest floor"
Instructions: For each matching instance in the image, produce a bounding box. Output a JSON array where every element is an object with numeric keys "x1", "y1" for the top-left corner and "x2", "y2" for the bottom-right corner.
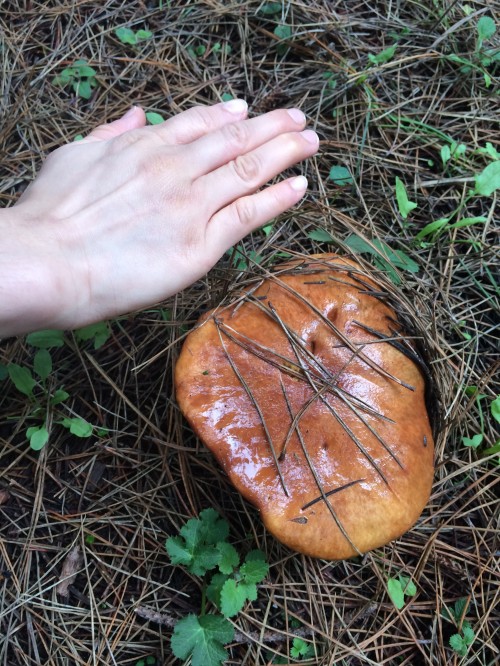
[{"x1": 0, "y1": 1, "x2": 498, "y2": 665}]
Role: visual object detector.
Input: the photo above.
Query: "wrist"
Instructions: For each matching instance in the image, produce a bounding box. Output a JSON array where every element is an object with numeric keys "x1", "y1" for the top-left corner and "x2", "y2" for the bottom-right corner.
[{"x1": 0, "y1": 203, "x2": 73, "y2": 337}]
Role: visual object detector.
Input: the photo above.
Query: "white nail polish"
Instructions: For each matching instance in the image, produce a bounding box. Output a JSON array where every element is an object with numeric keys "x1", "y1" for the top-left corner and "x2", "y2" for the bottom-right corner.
[
  {"x1": 223, "y1": 98, "x2": 248, "y2": 113},
  {"x1": 291, "y1": 175, "x2": 308, "y2": 191}
]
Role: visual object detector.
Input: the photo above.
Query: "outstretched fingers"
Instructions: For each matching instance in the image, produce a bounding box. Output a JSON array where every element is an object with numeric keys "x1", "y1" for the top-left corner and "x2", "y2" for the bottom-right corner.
[
  {"x1": 205, "y1": 176, "x2": 309, "y2": 259},
  {"x1": 199, "y1": 128, "x2": 319, "y2": 214}
]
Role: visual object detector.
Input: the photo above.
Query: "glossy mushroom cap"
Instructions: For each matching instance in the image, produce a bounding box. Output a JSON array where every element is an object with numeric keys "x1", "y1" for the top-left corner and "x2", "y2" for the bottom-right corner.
[{"x1": 175, "y1": 254, "x2": 434, "y2": 560}]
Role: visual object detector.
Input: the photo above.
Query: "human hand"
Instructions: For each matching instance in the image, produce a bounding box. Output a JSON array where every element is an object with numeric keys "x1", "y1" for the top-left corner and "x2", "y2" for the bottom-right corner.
[{"x1": 1, "y1": 100, "x2": 318, "y2": 336}]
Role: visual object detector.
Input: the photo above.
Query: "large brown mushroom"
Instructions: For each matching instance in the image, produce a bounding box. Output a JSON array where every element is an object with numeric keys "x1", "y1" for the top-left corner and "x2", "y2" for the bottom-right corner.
[{"x1": 175, "y1": 254, "x2": 434, "y2": 559}]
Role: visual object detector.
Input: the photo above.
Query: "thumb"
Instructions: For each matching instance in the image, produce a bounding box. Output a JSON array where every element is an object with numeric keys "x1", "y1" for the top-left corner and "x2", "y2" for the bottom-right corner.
[{"x1": 82, "y1": 106, "x2": 147, "y2": 143}]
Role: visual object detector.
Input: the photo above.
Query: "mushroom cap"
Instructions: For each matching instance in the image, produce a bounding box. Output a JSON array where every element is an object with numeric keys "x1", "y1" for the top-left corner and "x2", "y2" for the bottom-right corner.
[{"x1": 175, "y1": 254, "x2": 434, "y2": 559}]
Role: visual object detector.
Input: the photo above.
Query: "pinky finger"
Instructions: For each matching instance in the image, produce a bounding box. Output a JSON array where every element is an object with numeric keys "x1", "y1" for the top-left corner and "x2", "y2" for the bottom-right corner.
[{"x1": 206, "y1": 175, "x2": 308, "y2": 259}]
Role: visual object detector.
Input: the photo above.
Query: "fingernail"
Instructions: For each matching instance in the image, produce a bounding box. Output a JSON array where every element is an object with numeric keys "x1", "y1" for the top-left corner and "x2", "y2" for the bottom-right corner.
[
  {"x1": 287, "y1": 108, "x2": 306, "y2": 124},
  {"x1": 223, "y1": 98, "x2": 248, "y2": 113},
  {"x1": 123, "y1": 106, "x2": 139, "y2": 118},
  {"x1": 290, "y1": 175, "x2": 308, "y2": 191},
  {"x1": 301, "y1": 129, "x2": 319, "y2": 145}
]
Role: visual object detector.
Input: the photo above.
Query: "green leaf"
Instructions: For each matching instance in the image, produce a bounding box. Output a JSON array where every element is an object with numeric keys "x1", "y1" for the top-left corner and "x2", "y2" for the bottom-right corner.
[
  {"x1": 50, "y1": 389, "x2": 70, "y2": 405},
  {"x1": 491, "y1": 396, "x2": 500, "y2": 423},
  {"x1": 221, "y1": 92, "x2": 233, "y2": 102},
  {"x1": 8, "y1": 364, "x2": 36, "y2": 396},
  {"x1": 307, "y1": 229, "x2": 335, "y2": 243},
  {"x1": 291, "y1": 637, "x2": 314, "y2": 659},
  {"x1": 474, "y1": 160, "x2": 500, "y2": 196},
  {"x1": 328, "y1": 164, "x2": 353, "y2": 186},
  {"x1": 440, "y1": 144, "x2": 451, "y2": 165},
  {"x1": 171, "y1": 614, "x2": 234, "y2": 666},
  {"x1": 75, "y1": 321, "x2": 110, "y2": 349},
  {"x1": 220, "y1": 578, "x2": 248, "y2": 617},
  {"x1": 220, "y1": 578, "x2": 257, "y2": 617},
  {"x1": 34, "y1": 349, "x2": 52, "y2": 381},
  {"x1": 206, "y1": 572, "x2": 229, "y2": 608},
  {"x1": 258, "y1": 2, "x2": 282, "y2": 15},
  {"x1": 478, "y1": 142, "x2": 500, "y2": 160},
  {"x1": 395, "y1": 176, "x2": 418, "y2": 219},
  {"x1": 191, "y1": 545, "x2": 221, "y2": 576},
  {"x1": 165, "y1": 535, "x2": 193, "y2": 567},
  {"x1": 136, "y1": 29, "x2": 153, "y2": 41},
  {"x1": 167, "y1": 509, "x2": 230, "y2": 576},
  {"x1": 399, "y1": 575, "x2": 417, "y2": 597},
  {"x1": 449, "y1": 216, "x2": 487, "y2": 229},
  {"x1": 477, "y1": 16, "x2": 496, "y2": 44},
  {"x1": 217, "y1": 541, "x2": 240, "y2": 574},
  {"x1": 415, "y1": 217, "x2": 450, "y2": 240},
  {"x1": 27, "y1": 425, "x2": 49, "y2": 451},
  {"x1": 387, "y1": 577, "x2": 405, "y2": 609},
  {"x1": 145, "y1": 111, "x2": 164, "y2": 125},
  {"x1": 368, "y1": 44, "x2": 397, "y2": 65},
  {"x1": 274, "y1": 24, "x2": 292, "y2": 53},
  {"x1": 462, "y1": 623, "x2": 475, "y2": 644},
  {"x1": 74, "y1": 62, "x2": 97, "y2": 78},
  {"x1": 115, "y1": 27, "x2": 137, "y2": 45},
  {"x1": 26, "y1": 329, "x2": 65, "y2": 348},
  {"x1": 453, "y1": 597, "x2": 468, "y2": 622},
  {"x1": 76, "y1": 79, "x2": 92, "y2": 99},
  {"x1": 240, "y1": 554, "x2": 269, "y2": 584},
  {"x1": 61, "y1": 417, "x2": 93, "y2": 438},
  {"x1": 462, "y1": 434, "x2": 483, "y2": 448},
  {"x1": 449, "y1": 633, "x2": 467, "y2": 656}
]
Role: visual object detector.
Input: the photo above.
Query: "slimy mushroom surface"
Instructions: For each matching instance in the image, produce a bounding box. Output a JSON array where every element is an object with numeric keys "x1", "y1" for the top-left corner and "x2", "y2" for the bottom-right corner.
[{"x1": 175, "y1": 254, "x2": 434, "y2": 559}]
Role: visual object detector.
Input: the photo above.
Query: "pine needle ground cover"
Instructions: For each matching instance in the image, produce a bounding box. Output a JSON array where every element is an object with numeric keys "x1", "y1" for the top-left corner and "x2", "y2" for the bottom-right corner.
[{"x1": 0, "y1": 1, "x2": 498, "y2": 664}]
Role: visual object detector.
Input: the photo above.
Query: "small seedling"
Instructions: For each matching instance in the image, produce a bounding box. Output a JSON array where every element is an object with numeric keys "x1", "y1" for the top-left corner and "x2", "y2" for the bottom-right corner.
[
  {"x1": 52, "y1": 59, "x2": 98, "y2": 99},
  {"x1": 166, "y1": 509, "x2": 269, "y2": 666},
  {"x1": 274, "y1": 24, "x2": 292, "y2": 55},
  {"x1": 387, "y1": 575, "x2": 417, "y2": 609},
  {"x1": 442, "y1": 597, "x2": 476, "y2": 658},
  {"x1": 368, "y1": 44, "x2": 397, "y2": 66},
  {"x1": 440, "y1": 142, "x2": 466, "y2": 166},
  {"x1": 395, "y1": 177, "x2": 417, "y2": 219},
  {"x1": 290, "y1": 637, "x2": 315, "y2": 660},
  {"x1": 0, "y1": 328, "x2": 99, "y2": 450},
  {"x1": 460, "y1": 389, "x2": 500, "y2": 455},
  {"x1": 258, "y1": 1, "x2": 282, "y2": 15},
  {"x1": 115, "y1": 26, "x2": 153, "y2": 46},
  {"x1": 447, "y1": 15, "x2": 499, "y2": 87}
]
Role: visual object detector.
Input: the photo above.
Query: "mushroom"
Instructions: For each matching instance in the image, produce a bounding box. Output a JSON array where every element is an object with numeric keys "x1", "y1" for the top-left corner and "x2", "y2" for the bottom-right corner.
[{"x1": 175, "y1": 254, "x2": 434, "y2": 559}]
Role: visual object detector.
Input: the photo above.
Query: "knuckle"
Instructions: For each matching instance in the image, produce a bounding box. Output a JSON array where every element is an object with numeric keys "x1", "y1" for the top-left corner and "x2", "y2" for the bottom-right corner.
[
  {"x1": 223, "y1": 121, "x2": 249, "y2": 150},
  {"x1": 233, "y1": 196, "x2": 256, "y2": 228},
  {"x1": 185, "y1": 105, "x2": 212, "y2": 133},
  {"x1": 231, "y1": 153, "x2": 261, "y2": 185}
]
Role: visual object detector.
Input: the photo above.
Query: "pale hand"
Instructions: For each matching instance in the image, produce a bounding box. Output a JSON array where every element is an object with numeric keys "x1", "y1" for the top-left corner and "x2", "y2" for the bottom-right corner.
[{"x1": 0, "y1": 100, "x2": 319, "y2": 337}]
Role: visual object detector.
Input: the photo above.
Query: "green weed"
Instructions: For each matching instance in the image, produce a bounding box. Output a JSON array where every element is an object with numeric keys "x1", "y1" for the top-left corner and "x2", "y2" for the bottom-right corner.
[
  {"x1": 387, "y1": 575, "x2": 417, "y2": 610},
  {"x1": 166, "y1": 509, "x2": 269, "y2": 666},
  {"x1": 0, "y1": 325, "x2": 110, "y2": 450},
  {"x1": 461, "y1": 388, "x2": 500, "y2": 458},
  {"x1": 442, "y1": 597, "x2": 476, "y2": 658},
  {"x1": 114, "y1": 26, "x2": 153, "y2": 46},
  {"x1": 447, "y1": 15, "x2": 499, "y2": 87},
  {"x1": 52, "y1": 60, "x2": 98, "y2": 99}
]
